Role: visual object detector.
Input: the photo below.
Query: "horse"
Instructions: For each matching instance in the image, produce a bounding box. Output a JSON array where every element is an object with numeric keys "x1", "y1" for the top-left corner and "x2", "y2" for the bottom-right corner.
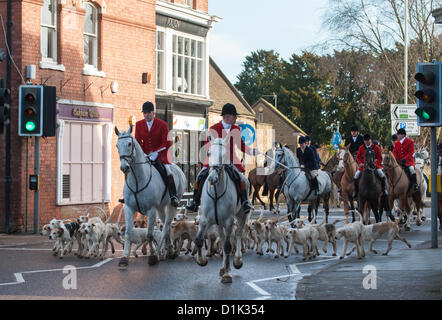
[
  {"x1": 274, "y1": 146, "x2": 332, "y2": 224},
  {"x1": 358, "y1": 148, "x2": 383, "y2": 224},
  {"x1": 194, "y1": 135, "x2": 250, "y2": 283},
  {"x1": 337, "y1": 146, "x2": 358, "y2": 222},
  {"x1": 382, "y1": 149, "x2": 424, "y2": 231},
  {"x1": 115, "y1": 126, "x2": 186, "y2": 268},
  {"x1": 413, "y1": 146, "x2": 430, "y2": 222},
  {"x1": 321, "y1": 152, "x2": 341, "y2": 209}
]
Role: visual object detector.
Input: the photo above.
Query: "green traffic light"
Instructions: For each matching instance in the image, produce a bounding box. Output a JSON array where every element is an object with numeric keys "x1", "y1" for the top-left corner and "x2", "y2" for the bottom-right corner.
[{"x1": 25, "y1": 121, "x2": 36, "y2": 131}]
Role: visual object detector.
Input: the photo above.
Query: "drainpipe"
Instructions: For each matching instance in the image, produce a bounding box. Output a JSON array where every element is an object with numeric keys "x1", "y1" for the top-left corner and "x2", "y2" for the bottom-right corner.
[{"x1": 5, "y1": 0, "x2": 12, "y2": 233}]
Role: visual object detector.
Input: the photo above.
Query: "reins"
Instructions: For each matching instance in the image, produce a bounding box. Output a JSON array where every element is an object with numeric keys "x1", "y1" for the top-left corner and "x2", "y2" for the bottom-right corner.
[
  {"x1": 206, "y1": 165, "x2": 229, "y2": 225},
  {"x1": 118, "y1": 135, "x2": 153, "y2": 213}
]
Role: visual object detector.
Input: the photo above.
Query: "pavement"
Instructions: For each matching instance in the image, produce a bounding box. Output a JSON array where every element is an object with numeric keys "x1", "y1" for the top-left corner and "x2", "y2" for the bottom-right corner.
[{"x1": 296, "y1": 238, "x2": 442, "y2": 300}]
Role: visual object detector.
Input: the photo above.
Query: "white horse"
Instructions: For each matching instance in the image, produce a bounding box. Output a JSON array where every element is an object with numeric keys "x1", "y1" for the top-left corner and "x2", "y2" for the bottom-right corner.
[
  {"x1": 194, "y1": 136, "x2": 250, "y2": 283},
  {"x1": 275, "y1": 146, "x2": 332, "y2": 224},
  {"x1": 413, "y1": 146, "x2": 430, "y2": 223},
  {"x1": 115, "y1": 126, "x2": 186, "y2": 267}
]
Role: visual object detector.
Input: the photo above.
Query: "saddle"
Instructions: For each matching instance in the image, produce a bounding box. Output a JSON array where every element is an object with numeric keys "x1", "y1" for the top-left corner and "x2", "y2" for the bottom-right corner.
[
  {"x1": 224, "y1": 165, "x2": 243, "y2": 204},
  {"x1": 303, "y1": 169, "x2": 318, "y2": 191}
]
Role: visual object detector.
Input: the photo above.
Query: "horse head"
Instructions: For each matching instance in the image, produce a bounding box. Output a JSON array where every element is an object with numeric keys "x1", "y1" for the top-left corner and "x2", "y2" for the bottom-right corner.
[
  {"x1": 337, "y1": 146, "x2": 350, "y2": 171},
  {"x1": 382, "y1": 149, "x2": 398, "y2": 170},
  {"x1": 115, "y1": 125, "x2": 137, "y2": 174},
  {"x1": 207, "y1": 136, "x2": 229, "y2": 185},
  {"x1": 364, "y1": 148, "x2": 376, "y2": 171}
]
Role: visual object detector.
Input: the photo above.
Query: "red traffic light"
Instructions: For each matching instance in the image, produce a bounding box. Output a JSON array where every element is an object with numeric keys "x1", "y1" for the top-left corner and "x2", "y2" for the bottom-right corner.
[
  {"x1": 414, "y1": 72, "x2": 435, "y2": 85},
  {"x1": 25, "y1": 93, "x2": 36, "y2": 104}
]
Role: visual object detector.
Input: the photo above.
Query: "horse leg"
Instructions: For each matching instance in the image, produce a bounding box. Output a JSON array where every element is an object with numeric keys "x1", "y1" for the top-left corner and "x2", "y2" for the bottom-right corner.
[
  {"x1": 255, "y1": 186, "x2": 267, "y2": 210},
  {"x1": 162, "y1": 205, "x2": 177, "y2": 260},
  {"x1": 269, "y1": 188, "x2": 275, "y2": 212},
  {"x1": 195, "y1": 216, "x2": 209, "y2": 267},
  {"x1": 221, "y1": 223, "x2": 234, "y2": 283},
  {"x1": 323, "y1": 194, "x2": 330, "y2": 224},
  {"x1": 119, "y1": 204, "x2": 135, "y2": 268},
  {"x1": 233, "y1": 213, "x2": 247, "y2": 270},
  {"x1": 145, "y1": 208, "x2": 159, "y2": 266}
]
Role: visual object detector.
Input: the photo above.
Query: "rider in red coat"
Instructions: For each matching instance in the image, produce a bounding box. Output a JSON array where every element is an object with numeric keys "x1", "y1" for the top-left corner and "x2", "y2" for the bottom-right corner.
[
  {"x1": 186, "y1": 103, "x2": 259, "y2": 213},
  {"x1": 202, "y1": 120, "x2": 253, "y2": 172},
  {"x1": 133, "y1": 101, "x2": 179, "y2": 207},
  {"x1": 392, "y1": 128, "x2": 419, "y2": 192},
  {"x1": 353, "y1": 134, "x2": 388, "y2": 198}
]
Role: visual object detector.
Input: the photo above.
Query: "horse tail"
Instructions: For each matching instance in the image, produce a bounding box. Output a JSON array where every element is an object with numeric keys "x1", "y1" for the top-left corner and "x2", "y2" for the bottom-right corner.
[{"x1": 248, "y1": 178, "x2": 253, "y2": 196}]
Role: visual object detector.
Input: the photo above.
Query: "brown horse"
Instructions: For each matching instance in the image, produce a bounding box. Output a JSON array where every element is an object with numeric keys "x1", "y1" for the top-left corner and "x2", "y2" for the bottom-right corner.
[
  {"x1": 337, "y1": 146, "x2": 358, "y2": 222},
  {"x1": 248, "y1": 167, "x2": 285, "y2": 212},
  {"x1": 382, "y1": 149, "x2": 424, "y2": 231},
  {"x1": 322, "y1": 152, "x2": 341, "y2": 208}
]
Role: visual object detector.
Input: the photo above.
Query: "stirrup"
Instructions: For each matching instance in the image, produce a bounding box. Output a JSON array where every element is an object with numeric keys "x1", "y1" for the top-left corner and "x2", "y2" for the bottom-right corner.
[
  {"x1": 242, "y1": 200, "x2": 252, "y2": 214},
  {"x1": 118, "y1": 198, "x2": 125, "y2": 204},
  {"x1": 170, "y1": 196, "x2": 179, "y2": 207}
]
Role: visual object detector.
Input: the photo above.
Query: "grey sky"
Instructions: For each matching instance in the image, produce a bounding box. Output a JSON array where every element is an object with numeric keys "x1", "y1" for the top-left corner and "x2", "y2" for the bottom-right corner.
[{"x1": 208, "y1": 0, "x2": 331, "y2": 84}]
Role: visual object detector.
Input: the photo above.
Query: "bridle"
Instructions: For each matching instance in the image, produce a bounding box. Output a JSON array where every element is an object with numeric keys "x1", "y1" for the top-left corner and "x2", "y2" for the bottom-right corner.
[
  {"x1": 364, "y1": 149, "x2": 376, "y2": 171},
  {"x1": 117, "y1": 135, "x2": 153, "y2": 213},
  {"x1": 206, "y1": 141, "x2": 229, "y2": 225},
  {"x1": 382, "y1": 153, "x2": 404, "y2": 189}
]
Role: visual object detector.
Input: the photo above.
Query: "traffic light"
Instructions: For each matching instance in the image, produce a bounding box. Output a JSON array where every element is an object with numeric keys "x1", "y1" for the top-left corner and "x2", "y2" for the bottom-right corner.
[
  {"x1": 18, "y1": 85, "x2": 43, "y2": 136},
  {"x1": 414, "y1": 62, "x2": 442, "y2": 126},
  {"x1": 0, "y1": 87, "x2": 10, "y2": 134}
]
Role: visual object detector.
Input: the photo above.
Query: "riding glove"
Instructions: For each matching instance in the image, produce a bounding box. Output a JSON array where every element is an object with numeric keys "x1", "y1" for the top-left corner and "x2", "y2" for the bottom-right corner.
[{"x1": 149, "y1": 152, "x2": 159, "y2": 161}]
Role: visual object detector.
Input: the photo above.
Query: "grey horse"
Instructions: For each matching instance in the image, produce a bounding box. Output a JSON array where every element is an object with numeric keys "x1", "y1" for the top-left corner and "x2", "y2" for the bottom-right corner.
[
  {"x1": 275, "y1": 146, "x2": 332, "y2": 224},
  {"x1": 115, "y1": 126, "x2": 186, "y2": 267},
  {"x1": 194, "y1": 136, "x2": 250, "y2": 283}
]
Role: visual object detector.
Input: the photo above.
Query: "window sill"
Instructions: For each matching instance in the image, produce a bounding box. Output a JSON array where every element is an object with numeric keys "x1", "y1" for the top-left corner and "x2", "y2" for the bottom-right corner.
[
  {"x1": 39, "y1": 61, "x2": 66, "y2": 72},
  {"x1": 82, "y1": 65, "x2": 106, "y2": 78}
]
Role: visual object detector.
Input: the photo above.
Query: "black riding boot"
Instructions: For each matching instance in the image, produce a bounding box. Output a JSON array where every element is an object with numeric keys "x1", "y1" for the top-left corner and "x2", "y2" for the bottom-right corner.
[
  {"x1": 186, "y1": 169, "x2": 209, "y2": 212},
  {"x1": 167, "y1": 175, "x2": 180, "y2": 207},
  {"x1": 410, "y1": 173, "x2": 419, "y2": 192},
  {"x1": 313, "y1": 177, "x2": 319, "y2": 192},
  {"x1": 352, "y1": 178, "x2": 359, "y2": 198},
  {"x1": 240, "y1": 189, "x2": 252, "y2": 214}
]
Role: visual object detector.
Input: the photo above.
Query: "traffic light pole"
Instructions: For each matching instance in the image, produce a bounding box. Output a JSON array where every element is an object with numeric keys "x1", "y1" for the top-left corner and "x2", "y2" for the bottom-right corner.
[
  {"x1": 430, "y1": 127, "x2": 438, "y2": 248},
  {"x1": 34, "y1": 137, "x2": 39, "y2": 234}
]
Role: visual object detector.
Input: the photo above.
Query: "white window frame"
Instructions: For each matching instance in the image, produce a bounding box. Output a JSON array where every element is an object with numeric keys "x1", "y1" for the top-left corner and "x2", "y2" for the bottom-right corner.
[
  {"x1": 156, "y1": 26, "x2": 207, "y2": 98},
  {"x1": 84, "y1": 2, "x2": 99, "y2": 68},
  {"x1": 56, "y1": 119, "x2": 112, "y2": 205},
  {"x1": 40, "y1": 0, "x2": 57, "y2": 63},
  {"x1": 156, "y1": 30, "x2": 166, "y2": 90},
  {"x1": 185, "y1": 0, "x2": 194, "y2": 8}
]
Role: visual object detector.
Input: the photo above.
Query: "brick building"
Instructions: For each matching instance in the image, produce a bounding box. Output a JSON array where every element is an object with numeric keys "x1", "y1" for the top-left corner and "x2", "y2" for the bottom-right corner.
[{"x1": 0, "y1": 0, "x2": 218, "y2": 232}]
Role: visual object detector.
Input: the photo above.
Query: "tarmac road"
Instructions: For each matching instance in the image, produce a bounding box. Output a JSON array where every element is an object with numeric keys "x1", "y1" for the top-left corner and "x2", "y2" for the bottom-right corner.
[{"x1": 0, "y1": 205, "x2": 440, "y2": 300}]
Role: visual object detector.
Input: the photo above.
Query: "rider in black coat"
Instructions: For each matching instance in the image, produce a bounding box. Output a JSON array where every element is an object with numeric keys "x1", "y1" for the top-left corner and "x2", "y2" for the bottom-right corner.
[{"x1": 345, "y1": 125, "x2": 364, "y2": 159}]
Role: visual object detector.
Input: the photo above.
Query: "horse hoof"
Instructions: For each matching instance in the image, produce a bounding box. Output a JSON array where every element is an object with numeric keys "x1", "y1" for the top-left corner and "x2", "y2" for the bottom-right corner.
[
  {"x1": 167, "y1": 252, "x2": 176, "y2": 260},
  {"x1": 148, "y1": 255, "x2": 159, "y2": 266},
  {"x1": 221, "y1": 274, "x2": 232, "y2": 283},
  {"x1": 405, "y1": 226, "x2": 411, "y2": 232},
  {"x1": 219, "y1": 268, "x2": 225, "y2": 276},
  {"x1": 233, "y1": 257, "x2": 243, "y2": 269},
  {"x1": 118, "y1": 257, "x2": 129, "y2": 269},
  {"x1": 421, "y1": 216, "x2": 427, "y2": 221},
  {"x1": 197, "y1": 258, "x2": 208, "y2": 267}
]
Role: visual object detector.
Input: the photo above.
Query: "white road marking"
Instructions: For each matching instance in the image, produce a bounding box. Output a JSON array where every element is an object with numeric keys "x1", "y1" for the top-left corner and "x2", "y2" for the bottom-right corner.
[{"x1": 0, "y1": 258, "x2": 113, "y2": 287}]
